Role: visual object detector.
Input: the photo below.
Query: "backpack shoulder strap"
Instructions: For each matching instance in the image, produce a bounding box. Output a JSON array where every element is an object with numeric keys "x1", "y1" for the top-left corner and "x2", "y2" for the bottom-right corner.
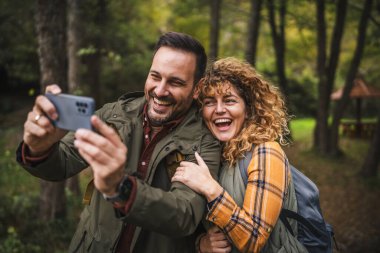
[{"x1": 238, "y1": 145, "x2": 254, "y2": 187}]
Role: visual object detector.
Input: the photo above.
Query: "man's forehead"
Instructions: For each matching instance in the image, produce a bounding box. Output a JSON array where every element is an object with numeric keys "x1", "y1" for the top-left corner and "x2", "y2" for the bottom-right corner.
[{"x1": 151, "y1": 47, "x2": 196, "y2": 81}]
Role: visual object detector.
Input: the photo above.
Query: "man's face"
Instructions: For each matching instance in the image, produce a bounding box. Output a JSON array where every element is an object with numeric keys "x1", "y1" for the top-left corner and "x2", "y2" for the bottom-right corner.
[{"x1": 144, "y1": 46, "x2": 197, "y2": 126}]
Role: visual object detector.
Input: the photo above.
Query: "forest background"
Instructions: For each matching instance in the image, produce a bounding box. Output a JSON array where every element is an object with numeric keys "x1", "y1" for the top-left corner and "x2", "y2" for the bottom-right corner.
[{"x1": 0, "y1": 0, "x2": 379, "y2": 252}]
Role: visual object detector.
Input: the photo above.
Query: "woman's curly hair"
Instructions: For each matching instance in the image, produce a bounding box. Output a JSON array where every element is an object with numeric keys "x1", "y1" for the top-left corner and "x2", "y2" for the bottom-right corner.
[{"x1": 197, "y1": 57, "x2": 290, "y2": 166}]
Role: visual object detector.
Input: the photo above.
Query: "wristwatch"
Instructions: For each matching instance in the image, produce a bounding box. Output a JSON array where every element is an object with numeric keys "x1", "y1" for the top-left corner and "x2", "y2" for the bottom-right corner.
[{"x1": 103, "y1": 176, "x2": 132, "y2": 203}]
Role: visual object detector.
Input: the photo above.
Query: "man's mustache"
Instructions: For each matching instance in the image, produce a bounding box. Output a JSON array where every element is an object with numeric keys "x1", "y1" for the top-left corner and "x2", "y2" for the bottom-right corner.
[{"x1": 149, "y1": 91, "x2": 175, "y2": 104}]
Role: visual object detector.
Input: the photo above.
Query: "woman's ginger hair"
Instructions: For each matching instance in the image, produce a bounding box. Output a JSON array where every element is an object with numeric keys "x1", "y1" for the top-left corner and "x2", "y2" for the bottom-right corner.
[{"x1": 197, "y1": 57, "x2": 290, "y2": 166}]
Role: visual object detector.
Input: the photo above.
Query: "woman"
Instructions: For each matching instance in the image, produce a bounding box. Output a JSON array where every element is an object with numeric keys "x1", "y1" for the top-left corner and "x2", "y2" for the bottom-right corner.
[{"x1": 172, "y1": 58, "x2": 307, "y2": 253}]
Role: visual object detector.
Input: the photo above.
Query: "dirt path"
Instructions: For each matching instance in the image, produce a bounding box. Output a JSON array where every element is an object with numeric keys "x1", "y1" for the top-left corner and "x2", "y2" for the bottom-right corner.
[{"x1": 285, "y1": 143, "x2": 380, "y2": 253}]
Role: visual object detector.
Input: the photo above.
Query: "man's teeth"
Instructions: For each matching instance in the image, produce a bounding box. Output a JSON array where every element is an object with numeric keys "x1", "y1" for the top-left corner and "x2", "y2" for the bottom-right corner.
[
  {"x1": 214, "y1": 119, "x2": 232, "y2": 124},
  {"x1": 154, "y1": 97, "x2": 171, "y2": 105}
]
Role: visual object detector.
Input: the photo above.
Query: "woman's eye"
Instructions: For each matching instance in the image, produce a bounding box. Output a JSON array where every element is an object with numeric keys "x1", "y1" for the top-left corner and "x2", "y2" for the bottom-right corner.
[
  {"x1": 203, "y1": 100, "x2": 215, "y2": 106},
  {"x1": 225, "y1": 99, "x2": 236, "y2": 104}
]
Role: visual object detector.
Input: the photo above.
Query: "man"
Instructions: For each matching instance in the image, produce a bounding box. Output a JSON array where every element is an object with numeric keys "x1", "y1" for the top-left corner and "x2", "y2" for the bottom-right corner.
[{"x1": 17, "y1": 32, "x2": 221, "y2": 253}]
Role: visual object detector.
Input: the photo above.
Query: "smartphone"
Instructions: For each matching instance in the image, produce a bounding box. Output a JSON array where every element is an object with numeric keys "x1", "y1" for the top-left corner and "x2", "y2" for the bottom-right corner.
[{"x1": 45, "y1": 93, "x2": 95, "y2": 131}]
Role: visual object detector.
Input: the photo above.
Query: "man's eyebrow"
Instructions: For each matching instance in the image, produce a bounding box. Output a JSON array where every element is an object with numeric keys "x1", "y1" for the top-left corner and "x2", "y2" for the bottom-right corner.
[{"x1": 149, "y1": 70, "x2": 160, "y2": 75}]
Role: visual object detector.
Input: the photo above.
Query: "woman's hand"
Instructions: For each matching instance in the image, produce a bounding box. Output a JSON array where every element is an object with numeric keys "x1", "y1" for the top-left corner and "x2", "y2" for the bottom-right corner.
[
  {"x1": 200, "y1": 226, "x2": 232, "y2": 253},
  {"x1": 172, "y1": 152, "x2": 223, "y2": 201}
]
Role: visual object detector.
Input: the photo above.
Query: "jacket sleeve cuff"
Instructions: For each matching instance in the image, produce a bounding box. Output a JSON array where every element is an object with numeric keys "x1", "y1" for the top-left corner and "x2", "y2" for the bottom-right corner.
[
  {"x1": 206, "y1": 190, "x2": 234, "y2": 228},
  {"x1": 17, "y1": 142, "x2": 53, "y2": 166}
]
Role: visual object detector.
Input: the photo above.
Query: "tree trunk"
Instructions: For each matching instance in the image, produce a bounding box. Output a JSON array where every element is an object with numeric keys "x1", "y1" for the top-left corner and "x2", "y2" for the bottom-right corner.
[
  {"x1": 319, "y1": 0, "x2": 348, "y2": 156},
  {"x1": 330, "y1": 0, "x2": 372, "y2": 155},
  {"x1": 314, "y1": 0, "x2": 330, "y2": 153},
  {"x1": 67, "y1": 0, "x2": 83, "y2": 196},
  {"x1": 36, "y1": 0, "x2": 67, "y2": 221},
  {"x1": 267, "y1": 0, "x2": 288, "y2": 97},
  {"x1": 84, "y1": 0, "x2": 107, "y2": 105},
  {"x1": 245, "y1": 0, "x2": 262, "y2": 66},
  {"x1": 67, "y1": 0, "x2": 83, "y2": 93},
  {"x1": 314, "y1": 0, "x2": 347, "y2": 155},
  {"x1": 209, "y1": 0, "x2": 221, "y2": 61},
  {"x1": 360, "y1": 109, "x2": 380, "y2": 177}
]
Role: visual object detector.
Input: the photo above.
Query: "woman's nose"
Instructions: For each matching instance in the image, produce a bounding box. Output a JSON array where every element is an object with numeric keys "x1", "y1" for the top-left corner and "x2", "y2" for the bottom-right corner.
[{"x1": 215, "y1": 102, "x2": 226, "y2": 114}]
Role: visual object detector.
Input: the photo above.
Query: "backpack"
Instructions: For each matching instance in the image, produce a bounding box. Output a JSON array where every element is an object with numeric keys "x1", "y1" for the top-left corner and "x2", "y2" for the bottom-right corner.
[{"x1": 238, "y1": 147, "x2": 337, "y2": 253}]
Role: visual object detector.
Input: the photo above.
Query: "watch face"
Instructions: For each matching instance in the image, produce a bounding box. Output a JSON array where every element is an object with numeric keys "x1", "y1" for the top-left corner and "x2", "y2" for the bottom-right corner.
[{"x1": 103, "y1": 176, "x2": 131, "y2": 202}]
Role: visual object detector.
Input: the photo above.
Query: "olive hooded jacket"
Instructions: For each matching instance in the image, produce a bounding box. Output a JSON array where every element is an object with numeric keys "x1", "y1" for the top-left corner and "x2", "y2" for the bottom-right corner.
[{"x1": 19, "y1": 92, "x2": 221, "y2": 253}]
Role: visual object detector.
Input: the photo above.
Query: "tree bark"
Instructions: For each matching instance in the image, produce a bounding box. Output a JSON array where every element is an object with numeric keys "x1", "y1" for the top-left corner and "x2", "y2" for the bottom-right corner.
[
  {"x1": 67, "y1": 0, "x2": 83, "y2": 93},
  {"x1": 267, "y1": 0, "x2": 288, "y2": 97},
  {"x1": 83, "y1": 0, "x2": 107, "y2": 105},
  {"x1": 245, "y1": 0, "x2": 262, "y2": 66},
  {"x1": 209, "y1": 0, "x2": 221, "y2": 61},
  {"x1": 317, "y1": 0, "x2": 348, "y2": 156},
  {"x1": 314, "y1": 0, "x2": 330, "y2": 153},
  {"x1": 36, "y1": 0, "x2": 67, "y2": 220},
  {"x1": 67, "y1": 0, "x2": 83, "y2": 196},
  {"x1": 360, "y1": 109, "x2": 380, "y2": 177},
  {"x1": 330, "y1": 0, "x2": 372, "y2": 156}
]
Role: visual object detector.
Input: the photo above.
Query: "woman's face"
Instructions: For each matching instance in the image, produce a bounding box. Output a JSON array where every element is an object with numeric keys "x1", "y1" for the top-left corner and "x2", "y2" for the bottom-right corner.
[{"x1": 202, "y1": 83, "x2": 247, "y2": 142}]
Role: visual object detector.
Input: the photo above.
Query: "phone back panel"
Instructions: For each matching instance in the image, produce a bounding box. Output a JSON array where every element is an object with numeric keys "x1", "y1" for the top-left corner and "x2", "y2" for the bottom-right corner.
[{"x1": 45, "y1": 93, "x2": 95, "y2": 131}]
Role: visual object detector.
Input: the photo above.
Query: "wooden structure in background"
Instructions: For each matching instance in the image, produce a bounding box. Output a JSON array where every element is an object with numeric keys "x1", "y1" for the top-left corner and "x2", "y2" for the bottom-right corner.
[{"x1": 331, "y1": 78, "x2": 380, "y2": 138}]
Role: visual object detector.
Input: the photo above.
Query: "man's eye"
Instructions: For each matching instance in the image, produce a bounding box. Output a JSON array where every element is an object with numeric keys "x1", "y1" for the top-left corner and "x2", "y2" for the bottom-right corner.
[
  {"x1": 170, "y1": 81, "x2": 182, "y2": 86},
  {"x1": 151, "y1": 74, "x2": 161, "y2": 81},
  {"x1": 169, "y1": 80, "x2": 185, "y2": 87}
]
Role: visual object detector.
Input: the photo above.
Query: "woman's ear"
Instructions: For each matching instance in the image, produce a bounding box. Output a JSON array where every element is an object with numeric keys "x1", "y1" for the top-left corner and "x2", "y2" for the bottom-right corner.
[{"x1": 193, "y1": 86, "x2": 200, "y2": 99}]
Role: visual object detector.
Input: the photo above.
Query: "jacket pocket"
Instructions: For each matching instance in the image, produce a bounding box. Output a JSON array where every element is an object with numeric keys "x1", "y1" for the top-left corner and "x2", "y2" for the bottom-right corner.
[
  {"x1": 70, "y1": 230, "x2": 95, "y2": 253},
  {"x1": 69, "y1": 207, "x2": 95, "y2": 253}
]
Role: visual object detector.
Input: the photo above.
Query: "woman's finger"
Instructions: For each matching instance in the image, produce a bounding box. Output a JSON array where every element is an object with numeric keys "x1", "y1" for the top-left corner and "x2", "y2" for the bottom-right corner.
[{"x1": 195, "y1": 151, "x2": 208, "y2": 168}]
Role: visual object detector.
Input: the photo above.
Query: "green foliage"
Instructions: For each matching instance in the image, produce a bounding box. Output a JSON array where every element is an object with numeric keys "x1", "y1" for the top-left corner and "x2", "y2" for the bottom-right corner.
[
  {"x1": 0, "y1": 126, "x2": 82, "y2": 253},
  {"x1": 2, "y1": 0, "x2": 379, "y2": 115},
  {"x1": 0, "y1": 0, "x2": 39, "y2": 92}
]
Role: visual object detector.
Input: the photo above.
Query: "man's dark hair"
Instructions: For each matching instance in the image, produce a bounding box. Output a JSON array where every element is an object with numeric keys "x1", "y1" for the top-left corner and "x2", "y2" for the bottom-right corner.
[{"x1": 154, "y1": 32, "x2": 207, "y2": 86}]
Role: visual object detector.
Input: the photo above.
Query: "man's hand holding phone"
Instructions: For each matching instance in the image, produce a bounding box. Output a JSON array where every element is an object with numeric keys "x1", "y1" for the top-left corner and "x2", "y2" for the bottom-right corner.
[
  {"x1": 23, "y1": 85, "x2": 69, "y2": 156},
  {"x1": 23, "y1": 84, "x2": 96, "y2": 156},
  {"x1": 23, "y1": 84, "x2": 127, "y2": 196}
]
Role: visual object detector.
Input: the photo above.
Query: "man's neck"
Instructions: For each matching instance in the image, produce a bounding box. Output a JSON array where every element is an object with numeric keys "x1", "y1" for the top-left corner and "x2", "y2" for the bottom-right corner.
[{"x1": 150, "y1": 125, "x2": 164, "y2": 137}]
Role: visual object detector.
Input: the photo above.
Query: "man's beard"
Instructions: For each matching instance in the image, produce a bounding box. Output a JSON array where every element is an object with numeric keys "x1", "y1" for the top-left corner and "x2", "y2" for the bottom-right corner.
[
  {"x1": 147, "y1": 91, "x2": 176, "y2": 126},
  {"x1": 147, "y1": 103, "x2": 173, "y2": 126}
]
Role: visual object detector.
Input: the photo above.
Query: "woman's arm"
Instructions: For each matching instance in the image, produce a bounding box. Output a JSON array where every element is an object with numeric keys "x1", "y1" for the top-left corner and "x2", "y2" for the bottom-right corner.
[
  {"x1": 172, "y1": 151, "x2": 224, "y2": 201},
  {"x1": 172, "y1": 142, "x2": 290, "y2": 253}
]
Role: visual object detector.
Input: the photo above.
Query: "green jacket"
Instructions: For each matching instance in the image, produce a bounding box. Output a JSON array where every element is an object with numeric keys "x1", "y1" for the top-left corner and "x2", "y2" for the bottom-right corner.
[{"x1": 22, "y1": 92, "x2": 221, "y2": 253}]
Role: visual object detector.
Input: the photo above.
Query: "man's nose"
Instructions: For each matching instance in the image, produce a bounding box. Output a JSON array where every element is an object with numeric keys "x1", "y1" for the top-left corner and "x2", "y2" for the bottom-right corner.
[{"x1": 155, "y1": 81, "x2": 169, "y2": 97}]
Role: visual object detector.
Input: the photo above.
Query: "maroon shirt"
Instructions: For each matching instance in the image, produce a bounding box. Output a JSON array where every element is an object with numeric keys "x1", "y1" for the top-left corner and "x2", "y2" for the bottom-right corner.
[{"x1": 115, "y1": 105, "x2": 183, "y2": 253}]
